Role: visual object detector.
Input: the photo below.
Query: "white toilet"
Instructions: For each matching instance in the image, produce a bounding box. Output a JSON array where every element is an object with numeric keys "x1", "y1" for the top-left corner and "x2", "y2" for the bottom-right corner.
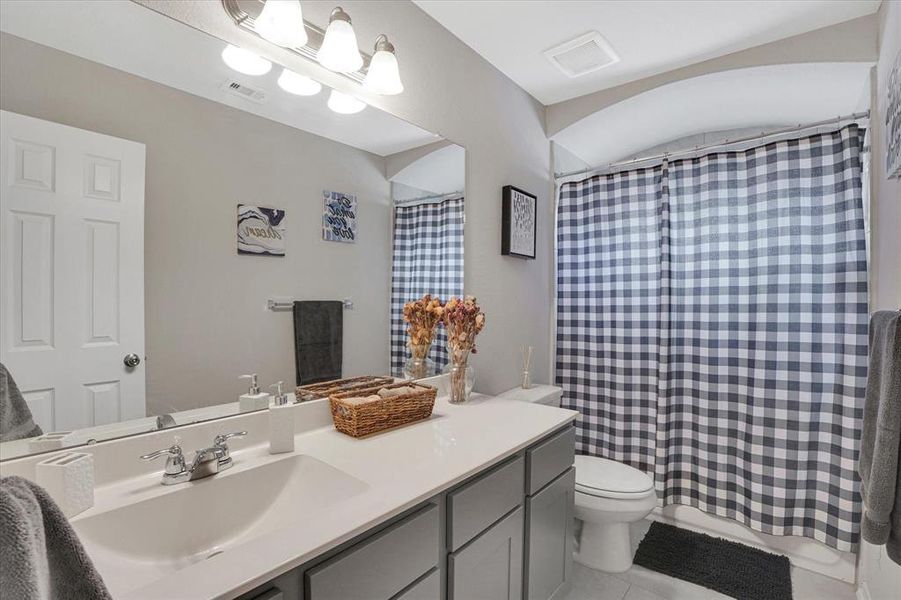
[
  {"x1": 499, "y1": 385, "x2": 657, "y2": 573},
  {"x1": 573, "y1": 454, "x2": 656, "y2": 572}
]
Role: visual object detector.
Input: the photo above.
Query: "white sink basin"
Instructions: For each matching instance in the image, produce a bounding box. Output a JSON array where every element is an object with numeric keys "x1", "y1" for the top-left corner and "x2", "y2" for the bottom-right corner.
[{"x1": 72, "y1": 453, "x2": 367, "y2": 596}]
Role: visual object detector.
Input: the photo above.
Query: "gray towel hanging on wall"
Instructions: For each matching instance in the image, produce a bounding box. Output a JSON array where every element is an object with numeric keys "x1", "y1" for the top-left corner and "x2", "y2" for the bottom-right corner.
[
  {"x1": 859, "y1": 310, "x2": 901, "y2": 565},
  {"x1": 293, "y1": 301, "x2": 343, "y2": 386}
]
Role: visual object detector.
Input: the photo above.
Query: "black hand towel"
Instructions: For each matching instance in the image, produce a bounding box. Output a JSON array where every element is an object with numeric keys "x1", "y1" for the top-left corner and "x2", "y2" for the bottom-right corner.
[{"x1": 293, "y1": 301, "x2": 343, "y2": 385}]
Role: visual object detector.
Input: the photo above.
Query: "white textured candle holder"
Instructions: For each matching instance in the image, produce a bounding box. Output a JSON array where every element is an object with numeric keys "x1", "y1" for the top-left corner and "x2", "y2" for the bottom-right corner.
[
  {"x1": 27, "y1": 431, "x2": 74, "y2": 453},
  {"x1": 35, "y1": 452, "x2": 94, "y2": 517}
]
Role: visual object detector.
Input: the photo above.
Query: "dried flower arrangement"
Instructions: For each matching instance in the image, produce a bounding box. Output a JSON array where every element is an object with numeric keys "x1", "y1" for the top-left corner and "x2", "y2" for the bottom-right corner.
[
  {"x1": 403, "y1": 294, "x2": 444, "y2": 378},
  {"x1": 442, "y1": 295, "x2": 486, "y2": 402}
]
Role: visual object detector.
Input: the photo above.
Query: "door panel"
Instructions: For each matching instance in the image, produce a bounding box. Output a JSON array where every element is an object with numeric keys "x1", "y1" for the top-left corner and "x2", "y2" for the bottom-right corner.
[
  {"x1": 448, "y1": 507, "x2": 523, "y2": 600},
  {"x1": 0, "y1": 110, "x2": 145, "y2": 433},
  {"x1": 526, "y1": 468, "x2": 575, "y2": 600}
]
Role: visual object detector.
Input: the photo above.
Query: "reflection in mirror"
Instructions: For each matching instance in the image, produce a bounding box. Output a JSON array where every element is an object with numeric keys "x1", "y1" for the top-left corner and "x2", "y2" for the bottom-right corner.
[
  {"x1": 0, "y1": 1, "x2": 464, "y2": 460},
  {"x1": 387, "y1": 143, "x2": 466, "y2": 379}
]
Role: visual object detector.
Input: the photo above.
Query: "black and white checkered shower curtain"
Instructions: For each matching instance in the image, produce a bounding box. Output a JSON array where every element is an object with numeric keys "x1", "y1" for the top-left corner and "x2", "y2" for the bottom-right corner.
[
  {"x1": 556, "y1": 126, "x2": 868, "y2": 551},
  {"x1": 389, "y1": 197, "x2": 465, "y2": 376}
]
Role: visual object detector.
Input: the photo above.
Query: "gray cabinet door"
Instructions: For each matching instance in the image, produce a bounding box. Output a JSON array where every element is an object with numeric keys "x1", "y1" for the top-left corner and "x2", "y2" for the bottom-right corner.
[
  {"x1": 525, "y1": 468, "x2": 575, "y2": 600},
  {"x1": 448, "y1": 507, "x2": 524, "y2": 600}
]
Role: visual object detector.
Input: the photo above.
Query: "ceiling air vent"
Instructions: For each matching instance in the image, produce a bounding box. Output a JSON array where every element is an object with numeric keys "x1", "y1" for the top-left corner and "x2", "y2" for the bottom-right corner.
[
  {"x1": 544, "y1": 31, "x2": 619, "y2": 78},
  {"x1": 222, "y1": 80, "x2": 267, "y2": 104}
]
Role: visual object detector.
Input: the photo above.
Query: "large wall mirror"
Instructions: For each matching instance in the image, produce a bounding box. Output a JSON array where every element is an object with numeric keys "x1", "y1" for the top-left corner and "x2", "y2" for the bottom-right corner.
[{"x1": 0, "y1": 1, "x2": 465, "y2": 460}]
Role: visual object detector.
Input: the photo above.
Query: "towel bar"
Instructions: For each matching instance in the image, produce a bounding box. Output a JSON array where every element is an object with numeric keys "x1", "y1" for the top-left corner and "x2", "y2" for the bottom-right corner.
[{"x1": 268, "y1": 298, "x2": 353, "y2": 311}]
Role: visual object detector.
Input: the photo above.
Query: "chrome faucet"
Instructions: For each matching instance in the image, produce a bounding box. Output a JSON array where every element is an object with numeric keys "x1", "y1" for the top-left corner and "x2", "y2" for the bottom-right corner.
[{"x1": 140, "y1": 431, "x2": 247, "y2": 485}]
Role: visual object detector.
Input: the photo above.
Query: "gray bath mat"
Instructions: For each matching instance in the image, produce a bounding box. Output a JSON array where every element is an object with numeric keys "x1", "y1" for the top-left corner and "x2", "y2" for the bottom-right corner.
[{"x1": 633, "y1": 522, "x2": 792, "y2": 600}]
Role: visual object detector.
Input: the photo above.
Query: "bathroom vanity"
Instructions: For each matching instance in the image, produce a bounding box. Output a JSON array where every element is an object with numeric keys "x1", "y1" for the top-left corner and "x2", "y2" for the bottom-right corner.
[
  {"x1": 1, "y1": 391, "x2": 577, "y2": 600},
  {"x1": 256, "y1": 420, "x2": 575, "y2": 600}
]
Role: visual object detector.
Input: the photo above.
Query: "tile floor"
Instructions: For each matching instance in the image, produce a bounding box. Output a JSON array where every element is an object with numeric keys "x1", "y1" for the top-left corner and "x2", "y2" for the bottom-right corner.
[{"x1": 561, "y1": 521, "x2": 858, "y2": 600}]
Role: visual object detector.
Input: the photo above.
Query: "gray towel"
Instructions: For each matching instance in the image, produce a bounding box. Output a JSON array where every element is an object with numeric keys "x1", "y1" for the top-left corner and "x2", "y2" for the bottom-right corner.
[
  {"x1": 293, "y1": 301, "x2": 343, "y2": 385},
  {"x1": 0, "y1": 362, "x2": 43, "y2": 442},
  {"x1": 0, "y1": 476, "x2": 111, "y2": 600},
  {"x1": 859, "y1": 310, "x2": 901, "y2": 565}
]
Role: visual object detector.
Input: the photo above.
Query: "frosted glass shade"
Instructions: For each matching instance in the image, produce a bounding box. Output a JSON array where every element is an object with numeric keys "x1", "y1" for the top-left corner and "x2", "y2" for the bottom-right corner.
[
  {"x1": 327, "y1": 90, "x2": 366, "y2": 114},
  {"x1": 317, "y1": 18, "x2": 363, "y2": 73},
  {"x1": 221, "y1": 45, "x2": 272, "y2": 76},
  {"x1": 364, "y1": 49, "x2": 404, "y2": 95},
  {"x1": 255, "y1": 0, "x2": 307, "y2": 48},
  {"x1": 277, "y1": 68, "x2": 322, "y2": 96}
]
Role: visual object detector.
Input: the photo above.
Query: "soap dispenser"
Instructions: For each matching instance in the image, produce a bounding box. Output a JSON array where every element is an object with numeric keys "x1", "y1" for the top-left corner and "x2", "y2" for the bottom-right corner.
[
  {"x1": 239, "y1": 374, "x2": 270, "y2": 412},
  {"x1": 268, "y1": 381, "x2": 294, "y2": 454}
]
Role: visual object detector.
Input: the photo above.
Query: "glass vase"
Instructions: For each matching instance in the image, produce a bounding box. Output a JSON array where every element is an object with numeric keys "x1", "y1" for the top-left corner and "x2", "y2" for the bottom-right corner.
[
  {"x1": 444, "y1": 350, "x2": 475, "y2": 403},
  {"x1": 404, "y1": 342, "x2": 435, "y2": 380}
]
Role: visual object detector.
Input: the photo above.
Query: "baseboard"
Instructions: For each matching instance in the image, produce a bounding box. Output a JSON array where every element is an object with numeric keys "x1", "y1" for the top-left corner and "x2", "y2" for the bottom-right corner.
[
  {"x1": 856, "y1": 581, "x2": 872, "y2": 600},
  {"x1": 649, "y1": 505, "x2": 857, "y2": 584}
]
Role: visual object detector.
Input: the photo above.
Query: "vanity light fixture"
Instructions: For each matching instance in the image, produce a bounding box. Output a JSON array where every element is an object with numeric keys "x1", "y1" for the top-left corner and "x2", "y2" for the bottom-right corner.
[
  {"x1": 327, "y1": 89, "x2": 366, "y2": 114},
  {"x1": 221, "y1": 44, "x2": 272, "y2": 76},
  {"x1": 277, "y1": 68, "x2": 322, "y2": 96},
  {"x1": 222, "y1": 1, "x2": 406, "y2": 95},
  {"x1": 317, "y1": 7, "x2": 363, "y2": 73},
  {"x1": 255, "y1": 0, "x2": 308, "y2": 48},
  {"x1": 363, "y1": 35, "x2": 403, "y2": 96}
]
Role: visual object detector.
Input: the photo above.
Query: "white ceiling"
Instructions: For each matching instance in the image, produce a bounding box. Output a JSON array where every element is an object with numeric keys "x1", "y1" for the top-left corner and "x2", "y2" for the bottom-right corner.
[
  {"x1": 0, "y1": 0, "x2": 440, "y2": 156},
  {"x1": 413, "y1": 0, "x2": 881, "y2": 105},
  {"x1": 552, "y1": 62, "x2": 872, "y2": 168},
  {"x1": 390, "y1": 144, "x2": 466, "y2": 199}
]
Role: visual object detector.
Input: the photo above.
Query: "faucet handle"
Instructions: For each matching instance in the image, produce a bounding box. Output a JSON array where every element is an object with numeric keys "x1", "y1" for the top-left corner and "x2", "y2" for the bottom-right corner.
[
  {"x1": 140, "y1": 444, "x2": 186, "y2": 475},
  {"x1": 213, "y1": 431, "x2": 247, "y2": 447}
]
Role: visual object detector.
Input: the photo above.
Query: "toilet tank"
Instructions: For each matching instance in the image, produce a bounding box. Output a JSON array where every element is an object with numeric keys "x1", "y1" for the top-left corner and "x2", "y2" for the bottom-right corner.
[{"x1": 497, "y1": 385, "x2": 563, "y2": 407}]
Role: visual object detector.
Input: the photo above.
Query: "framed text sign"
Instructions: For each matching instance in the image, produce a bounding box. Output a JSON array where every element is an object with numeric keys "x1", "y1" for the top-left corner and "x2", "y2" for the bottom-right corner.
[
  {"x1": 501, "y1": 185, "x2": 536, "y2": 259},
  {"x1": 322, "y1": 190, "x2": 357, "y2": 243}
]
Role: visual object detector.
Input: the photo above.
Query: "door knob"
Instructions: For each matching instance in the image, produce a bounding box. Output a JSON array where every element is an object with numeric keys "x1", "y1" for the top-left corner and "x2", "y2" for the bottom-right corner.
[{"x1": 124, "y1": 353, "x2": 141, "y2": 368}]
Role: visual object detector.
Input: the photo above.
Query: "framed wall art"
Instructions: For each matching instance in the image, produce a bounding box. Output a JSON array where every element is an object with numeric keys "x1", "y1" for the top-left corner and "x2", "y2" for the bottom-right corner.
[
  {"x1": 237, "y1": 204, "x2": 285, "y2": 256},
  {"x1": 501, "y1": 185, "x2": 537, "y2": 259}
]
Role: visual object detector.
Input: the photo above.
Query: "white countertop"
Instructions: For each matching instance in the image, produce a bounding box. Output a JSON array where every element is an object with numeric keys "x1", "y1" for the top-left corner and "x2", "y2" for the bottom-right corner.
[{"x1": 83, "y1": 393, "x2": 576, "y2": 600}]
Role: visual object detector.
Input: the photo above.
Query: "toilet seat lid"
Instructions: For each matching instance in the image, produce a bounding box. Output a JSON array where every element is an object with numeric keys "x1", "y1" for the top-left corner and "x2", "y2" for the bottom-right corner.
[{"x1": 574, "y1": 455, "x2": 654, "y2": 495}]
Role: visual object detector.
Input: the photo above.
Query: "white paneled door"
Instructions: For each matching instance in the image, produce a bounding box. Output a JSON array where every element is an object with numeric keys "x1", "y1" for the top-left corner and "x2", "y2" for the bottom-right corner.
[{"x1": 0, "y1": 110, "x2": 145, "y2": 432}]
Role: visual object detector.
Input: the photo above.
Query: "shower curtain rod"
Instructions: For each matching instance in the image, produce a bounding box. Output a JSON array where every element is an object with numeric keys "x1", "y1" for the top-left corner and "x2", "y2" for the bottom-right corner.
[
  {"x1": 555, "y1": 110, "x2": 870, "y2": 181},
  {"x1": 394, "y1": 191, "x2": 464, "y2": 206}
]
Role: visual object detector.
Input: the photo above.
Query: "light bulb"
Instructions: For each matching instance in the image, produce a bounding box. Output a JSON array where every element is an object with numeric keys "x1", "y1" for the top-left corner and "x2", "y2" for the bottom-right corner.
[
  {"x1": 363, "y1": 35, "x2": 403, "y2": 95},
  {"x1": 221, "y1": 45, "x2": 272, "y2": 76},
  {"x1": 255, "y1": 0, "x2": 308, "y2": 48},
  {"x1": 327, "y1": 90, "x2": 366, "y2": 114},
  {"x1": 317, "y1": 7, "x2": 363, "y2": 73},
  {"x1": 277, "y1": 68, "x2": 322, "y2": 96}
]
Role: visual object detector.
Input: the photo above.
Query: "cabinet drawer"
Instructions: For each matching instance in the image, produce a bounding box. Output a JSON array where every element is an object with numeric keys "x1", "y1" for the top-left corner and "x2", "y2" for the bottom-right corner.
[
  {"x1": 305, "y1": 504, "x2": 439, "y2": 600},
  {"x1": 525, "y1": 468, "x2": 575, "y2": 600},
  {"x1": 392, "y1": 568, "x2": 439, "y2": 600},
  {"x1": 447, "y1": 456, "x2": 524, "y2": 551},
  {"x1": 448, "y1": 506, "x2": 524, "y2": 600},
  {"x1": 526, "y1": 426, "x2": 575, "y2": 495}
]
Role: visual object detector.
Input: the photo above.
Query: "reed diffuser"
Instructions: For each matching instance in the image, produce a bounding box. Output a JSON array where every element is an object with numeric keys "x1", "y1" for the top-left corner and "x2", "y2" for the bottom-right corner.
[{"x1": 521, "y1": 345, "x2": 533, "y2": 389}]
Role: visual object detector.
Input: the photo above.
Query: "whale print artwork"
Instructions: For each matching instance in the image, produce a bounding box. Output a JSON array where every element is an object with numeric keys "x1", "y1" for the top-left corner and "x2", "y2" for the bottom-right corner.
[
  {"x1": 322, "y1": 190, "x2": 357, "y2": 243},
  {"x1": 237, "y1": 204, "x2": 286, "y2": 256}
]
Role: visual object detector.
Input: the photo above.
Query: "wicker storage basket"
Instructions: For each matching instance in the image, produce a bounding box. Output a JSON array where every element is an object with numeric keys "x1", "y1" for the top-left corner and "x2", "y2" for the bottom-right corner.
[
  {"x1": 330, "y1": 382, "x2": 437, "y2": 438},
  {"x1": 295, "y1": 376, "x2": 395, "y2": 402}
]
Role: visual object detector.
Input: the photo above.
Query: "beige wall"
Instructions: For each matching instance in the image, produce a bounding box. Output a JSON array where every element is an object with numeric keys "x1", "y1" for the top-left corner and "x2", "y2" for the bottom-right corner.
[
  {"x1": 137, "y1": 0, "x2": 552, "y2": 396},
  {"x1": 859, "y1": 0, "x2": 901, "y2": 597},
  {"x1": 0, "y1": 33, "x2": 393, "y2": 414}
]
